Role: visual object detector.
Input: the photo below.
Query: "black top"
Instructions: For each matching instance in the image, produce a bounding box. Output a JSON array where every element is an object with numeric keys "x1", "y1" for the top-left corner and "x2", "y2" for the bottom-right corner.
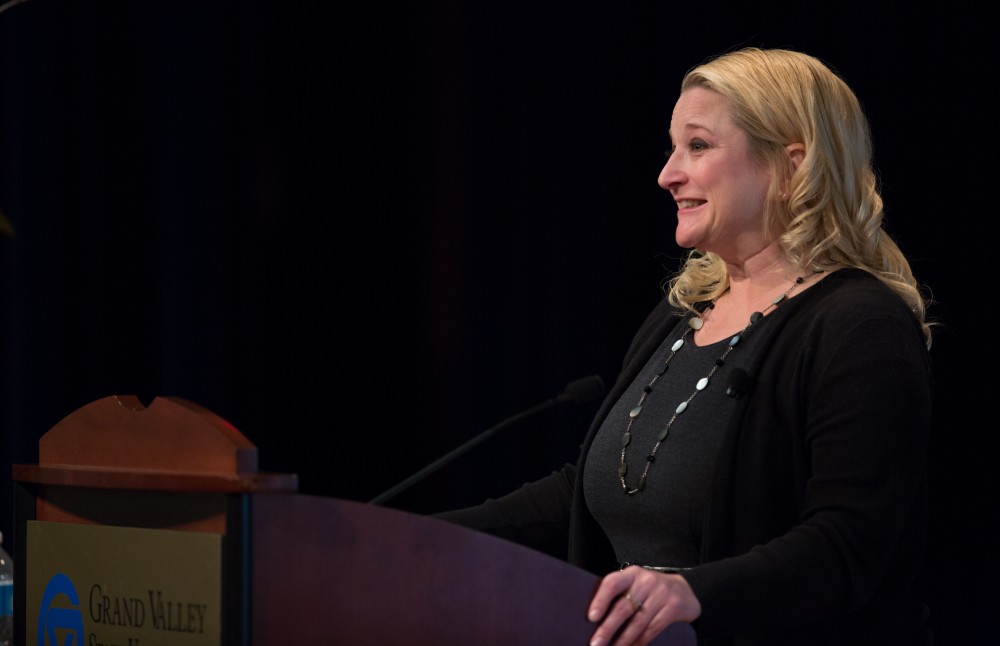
[{"x1": 584, "y1": 305, "x2": 785, "y2": 569}]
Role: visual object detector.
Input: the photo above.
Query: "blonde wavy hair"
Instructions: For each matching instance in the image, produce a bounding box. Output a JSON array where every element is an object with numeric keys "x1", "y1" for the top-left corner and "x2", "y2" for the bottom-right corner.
[{"x1": 665, "y1": 47, "x2": 933, "y2": 348}]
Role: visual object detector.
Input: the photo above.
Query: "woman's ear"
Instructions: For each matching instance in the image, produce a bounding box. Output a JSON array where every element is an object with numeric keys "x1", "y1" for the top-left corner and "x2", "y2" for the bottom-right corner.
[{"x1": 785, "y1": 143, "x2": 806, "y2": 171}]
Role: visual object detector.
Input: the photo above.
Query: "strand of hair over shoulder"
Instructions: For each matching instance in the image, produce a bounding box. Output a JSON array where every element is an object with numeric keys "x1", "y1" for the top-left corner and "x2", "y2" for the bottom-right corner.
[{"x1": 0, "y1": 0, "x2": 32, "y2": 16}]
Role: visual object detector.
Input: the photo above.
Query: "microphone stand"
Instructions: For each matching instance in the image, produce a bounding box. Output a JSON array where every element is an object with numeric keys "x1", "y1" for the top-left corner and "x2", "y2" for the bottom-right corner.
[{"x1": 368, "y1": 374, "x2": 604, "y2": 506}]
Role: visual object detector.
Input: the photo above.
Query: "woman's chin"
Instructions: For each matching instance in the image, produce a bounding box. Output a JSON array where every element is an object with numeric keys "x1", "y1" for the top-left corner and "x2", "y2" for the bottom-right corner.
[{"x1": 674, "y1": 231, "x2": 702, "y2": 250}]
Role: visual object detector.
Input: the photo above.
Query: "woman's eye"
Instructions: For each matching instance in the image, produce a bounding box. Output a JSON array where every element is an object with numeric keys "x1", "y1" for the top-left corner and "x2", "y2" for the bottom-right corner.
[{"x1": 664, "y1": 140, "x2": 709, "y2": 158}]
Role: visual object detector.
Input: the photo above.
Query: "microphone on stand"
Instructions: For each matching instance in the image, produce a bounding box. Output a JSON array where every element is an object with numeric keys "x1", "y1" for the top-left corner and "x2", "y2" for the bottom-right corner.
[{"x1": 368, "y1": 374, "x2": 605, "y2": 506}]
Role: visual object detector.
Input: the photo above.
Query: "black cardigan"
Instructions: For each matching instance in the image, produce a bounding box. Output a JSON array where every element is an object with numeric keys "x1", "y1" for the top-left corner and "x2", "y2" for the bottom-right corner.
[{"x1": 436, "y1": 268, "x2": 933, "y2": 645}]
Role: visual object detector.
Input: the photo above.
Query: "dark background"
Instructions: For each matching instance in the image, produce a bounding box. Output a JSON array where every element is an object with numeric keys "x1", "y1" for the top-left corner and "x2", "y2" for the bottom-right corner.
[{"x1": 0, "y1": 1, "x2": 992, "y2": 643}]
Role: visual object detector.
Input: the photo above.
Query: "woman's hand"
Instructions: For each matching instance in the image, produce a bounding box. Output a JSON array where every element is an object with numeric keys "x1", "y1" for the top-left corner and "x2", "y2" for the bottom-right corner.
[{"x1": 587, "y1": 566, "x2": 701, "y2": 646}]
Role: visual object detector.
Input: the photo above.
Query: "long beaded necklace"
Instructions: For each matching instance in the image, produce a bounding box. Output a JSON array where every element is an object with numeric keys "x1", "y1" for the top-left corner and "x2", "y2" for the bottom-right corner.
[{"x1": 618, "y1": 270, "x2": 823, "y2": 495}]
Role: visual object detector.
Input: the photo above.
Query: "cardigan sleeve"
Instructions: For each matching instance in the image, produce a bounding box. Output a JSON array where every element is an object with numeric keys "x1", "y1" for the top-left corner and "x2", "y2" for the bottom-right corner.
[
  {"x1": 684, "y1": 282, "x2": 932, "y2": 640},
  {"x1": 431, "y1": 464, "x2": 578, "y2": 560}
]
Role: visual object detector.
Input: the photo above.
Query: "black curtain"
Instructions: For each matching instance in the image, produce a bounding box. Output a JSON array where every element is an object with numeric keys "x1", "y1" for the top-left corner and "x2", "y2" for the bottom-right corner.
[{"x1": 1, "y1": 1, "x2": 991, "y2": 643}]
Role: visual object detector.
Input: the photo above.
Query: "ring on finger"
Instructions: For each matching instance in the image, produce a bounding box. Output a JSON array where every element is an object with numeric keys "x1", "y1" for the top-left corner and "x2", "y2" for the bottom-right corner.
[{"x1": 625, "y1": 592, "x2": 643, "y2": 613}]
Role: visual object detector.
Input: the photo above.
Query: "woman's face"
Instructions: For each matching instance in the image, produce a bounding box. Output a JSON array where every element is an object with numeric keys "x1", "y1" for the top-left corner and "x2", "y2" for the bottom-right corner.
[{"x1": 658, "y1": 87, "x2": 772, "y2": 263}]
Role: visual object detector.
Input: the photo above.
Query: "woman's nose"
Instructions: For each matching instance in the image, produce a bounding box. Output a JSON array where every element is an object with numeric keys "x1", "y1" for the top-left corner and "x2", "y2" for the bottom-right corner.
[{"x1": 657, "y1": 158, "x2": 681, "y2": 192}]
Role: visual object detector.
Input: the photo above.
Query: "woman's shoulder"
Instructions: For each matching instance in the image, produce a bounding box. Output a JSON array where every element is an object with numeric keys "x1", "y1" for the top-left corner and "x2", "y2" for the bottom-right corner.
[
  {"x1": 786, "y1": 267, "x2": 926, "y2": 347},
  {"x1": 620, "y1": 293, "x2": 685, "y2": 365},
  {"x1": 800, "y1": 267, "x2": 911, "y2": 315}
]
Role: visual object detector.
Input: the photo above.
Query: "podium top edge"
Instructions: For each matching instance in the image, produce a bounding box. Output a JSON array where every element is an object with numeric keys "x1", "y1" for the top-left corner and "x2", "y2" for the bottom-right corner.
[{"x1": 12, "y1": 463, "x2": 299, "y2": 493}]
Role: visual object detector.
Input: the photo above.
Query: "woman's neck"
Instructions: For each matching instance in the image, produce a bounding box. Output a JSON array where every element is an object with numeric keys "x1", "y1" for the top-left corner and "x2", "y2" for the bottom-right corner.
[
  {"x1": 694, "y1": 251, "x2": 819, "y2": 346},
  {"x1": 721, "y1": 248, "x2": 804, "y2": 309}
]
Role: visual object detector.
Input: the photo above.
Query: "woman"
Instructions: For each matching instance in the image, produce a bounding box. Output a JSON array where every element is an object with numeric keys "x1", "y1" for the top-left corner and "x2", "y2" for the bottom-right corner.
[{"x1": 436, "y1": 47, "x2": 934, "y2": 646}]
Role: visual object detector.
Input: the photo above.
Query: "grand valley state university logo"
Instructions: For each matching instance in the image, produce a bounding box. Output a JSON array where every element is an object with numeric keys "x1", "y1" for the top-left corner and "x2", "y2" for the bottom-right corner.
[
  {"x1": 37, "y1": 573, "x2": 85, "y2": 646},
  {"x1": 34, "y1": 569, "x2": 212, "y2": 645}
]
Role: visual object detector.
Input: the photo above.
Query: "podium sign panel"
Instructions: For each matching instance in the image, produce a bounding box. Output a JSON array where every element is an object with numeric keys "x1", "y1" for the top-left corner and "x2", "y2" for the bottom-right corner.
[{"x1": 25, "y1": 521, "x2": 221, "y2": 646}]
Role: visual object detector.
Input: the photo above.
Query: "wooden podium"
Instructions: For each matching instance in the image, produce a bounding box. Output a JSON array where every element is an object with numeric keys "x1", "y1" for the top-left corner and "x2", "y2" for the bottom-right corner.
[{"x1": 11, "y1": 395, "x2": 697, "y2": 645}]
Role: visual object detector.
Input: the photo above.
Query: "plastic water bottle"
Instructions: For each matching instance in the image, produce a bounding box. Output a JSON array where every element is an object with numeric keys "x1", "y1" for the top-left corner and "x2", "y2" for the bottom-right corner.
[{"x1": 0, "y1": 531, "x2": 12, "y2": 646}]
